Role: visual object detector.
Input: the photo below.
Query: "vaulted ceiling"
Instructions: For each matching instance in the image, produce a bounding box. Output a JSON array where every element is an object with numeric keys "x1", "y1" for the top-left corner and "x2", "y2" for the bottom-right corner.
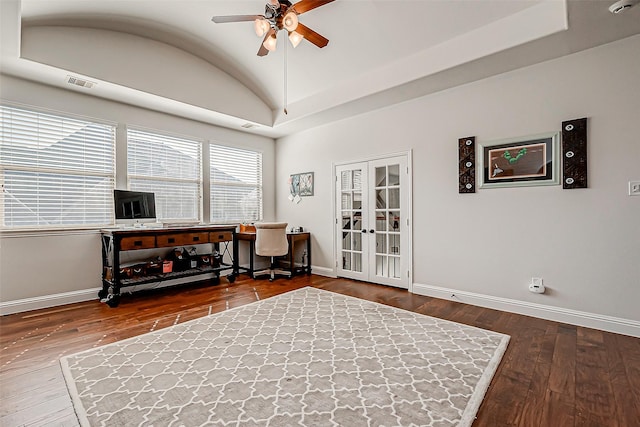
[{"x1": 1, "y1": 0, "x2": 639, "y2": 138}]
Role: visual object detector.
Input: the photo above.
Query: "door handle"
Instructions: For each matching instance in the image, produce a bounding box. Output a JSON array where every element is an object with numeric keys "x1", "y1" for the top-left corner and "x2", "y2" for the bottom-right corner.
[
  {"x1": 361, "y1": 229, "x2": 367, "y2": 233},
  {"x1": 369, "y1": 229, "x2": 375, "y2": 234}
]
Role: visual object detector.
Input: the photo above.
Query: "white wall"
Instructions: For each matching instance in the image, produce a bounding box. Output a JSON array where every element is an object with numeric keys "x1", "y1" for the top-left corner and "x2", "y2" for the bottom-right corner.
[
  {"x1": 275, "y1": 35, "x2": 640, "y2": 326},
  {"x1": 0, "y1": 75, "x2": 275, "y2": 305}
]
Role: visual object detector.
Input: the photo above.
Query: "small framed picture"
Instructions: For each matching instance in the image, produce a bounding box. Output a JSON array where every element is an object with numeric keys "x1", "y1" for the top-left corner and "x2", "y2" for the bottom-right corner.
[
  {"x1": 479, "y1": 132, "x2": 560, "y2": 188},
  {"x1": 290, "y1": 172, "x2": 314, "y2": 197}
]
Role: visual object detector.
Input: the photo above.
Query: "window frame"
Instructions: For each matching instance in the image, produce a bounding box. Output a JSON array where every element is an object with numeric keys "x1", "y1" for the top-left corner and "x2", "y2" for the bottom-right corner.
[
  {"x1": 126, "y1": 126, "x2": 204, "y2": 224},
  {"x1": 209, "y1": 143, "x2": 263, "y2": 224},
  {"x1": 0, "y1": 103, "x2": 116, "y2": 231}
]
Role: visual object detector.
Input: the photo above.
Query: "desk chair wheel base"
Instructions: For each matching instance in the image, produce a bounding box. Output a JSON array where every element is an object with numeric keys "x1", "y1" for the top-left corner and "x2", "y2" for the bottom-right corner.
[{"x1": 253, "y1": 266, "x2": 292, "y2": 282}]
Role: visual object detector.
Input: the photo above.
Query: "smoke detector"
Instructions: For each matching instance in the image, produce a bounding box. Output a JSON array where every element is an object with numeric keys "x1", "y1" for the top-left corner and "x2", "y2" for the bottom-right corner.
[{"x1": 609, "y1": 0, "x2": 640, "y2": 13}]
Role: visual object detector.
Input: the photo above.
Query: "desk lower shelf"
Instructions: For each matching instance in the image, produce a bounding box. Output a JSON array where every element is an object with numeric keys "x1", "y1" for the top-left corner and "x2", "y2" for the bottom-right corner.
[{"x1": 105, "y1": 263, "x2": 234, "y2": 288}]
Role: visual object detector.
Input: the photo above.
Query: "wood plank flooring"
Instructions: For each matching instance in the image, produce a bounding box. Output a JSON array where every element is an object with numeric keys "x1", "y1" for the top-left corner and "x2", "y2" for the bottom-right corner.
[{"x1": 1, "y1": 275, "x2": 639, "y2": 426}]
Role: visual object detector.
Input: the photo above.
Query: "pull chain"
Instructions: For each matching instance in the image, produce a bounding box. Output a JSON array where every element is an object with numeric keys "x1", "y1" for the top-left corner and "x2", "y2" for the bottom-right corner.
[{"x1": 283, "y1": 35, "x2": 288, "y2": 115}]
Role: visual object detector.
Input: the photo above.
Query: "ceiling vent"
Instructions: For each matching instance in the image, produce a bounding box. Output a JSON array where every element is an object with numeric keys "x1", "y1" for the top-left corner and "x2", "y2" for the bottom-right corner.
[
  {"x1": 241, "y1": 123, "x2": 259, "y2": 129},
  {"x1": 66, "y1": 75, "x2": 95, "y2": 89}
]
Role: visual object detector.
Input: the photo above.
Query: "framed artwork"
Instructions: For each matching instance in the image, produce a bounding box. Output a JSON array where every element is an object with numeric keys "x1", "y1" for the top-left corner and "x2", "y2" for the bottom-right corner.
[
  {"x1": 289, "y1": 172, "x2": 314, "y2": 198},
  {"x1": 479, "y1": 132, "x2": 560, "y2": 188}
]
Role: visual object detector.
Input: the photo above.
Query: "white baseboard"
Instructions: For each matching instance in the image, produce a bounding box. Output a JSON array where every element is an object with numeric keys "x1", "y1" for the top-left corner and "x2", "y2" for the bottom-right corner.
[
  {"x1": 0, "y1": 288, "x2": 101, "y2": 316},
  {"x1": 310, "y1": 265, "x2": 336, "y2": 278},
  {"x1": 1, "y1": 268, "x2": 335, "y2": 316},
  {"x1": 413, "y1": 283, "x2": 640, "y2": 338}
]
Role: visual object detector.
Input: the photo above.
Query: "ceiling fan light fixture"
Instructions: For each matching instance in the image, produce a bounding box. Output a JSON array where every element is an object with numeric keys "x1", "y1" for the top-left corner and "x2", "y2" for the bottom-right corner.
[
  {"x1": 282, "y1": 11, "x2": 299, "y2": 31},
  {"x1": 289, "y1": 30, "x2": 303, "y2": 48},
  {"x1": 254, "y1": 18, "x2": 270, "y2": 37},
  {"x1": 263, "y1": 33, "x2": 278, "y2": 51}
]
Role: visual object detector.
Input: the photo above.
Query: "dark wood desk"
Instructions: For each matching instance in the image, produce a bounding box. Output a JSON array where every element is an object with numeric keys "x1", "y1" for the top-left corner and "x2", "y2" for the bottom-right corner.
[
  {"x1": 100, "y1": 225, "x2": 238, "y2": 307},
  {"x1": 237, "y1": 231, "x2": 311, "y2": 277}
]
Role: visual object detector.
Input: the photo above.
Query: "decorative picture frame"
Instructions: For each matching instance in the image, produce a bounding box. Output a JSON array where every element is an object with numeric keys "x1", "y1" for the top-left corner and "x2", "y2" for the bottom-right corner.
[
  {"x1": 289, "y1": 172, "x2": 314, "y2": 197},
  {"x1": 479, "y1": 132, "x2": 560, "y2": 188}
]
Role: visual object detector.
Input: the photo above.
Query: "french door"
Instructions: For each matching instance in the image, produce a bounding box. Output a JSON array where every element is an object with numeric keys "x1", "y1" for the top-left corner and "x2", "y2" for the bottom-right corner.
[{"x1": 335, "y1": 154, "x2": 411, "y2": 288}]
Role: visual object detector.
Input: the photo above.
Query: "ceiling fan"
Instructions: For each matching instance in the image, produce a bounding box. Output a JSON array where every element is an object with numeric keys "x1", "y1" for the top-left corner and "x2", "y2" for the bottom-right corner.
[{"x1": 212, "y1": 0, "x2": 335, "y2": 56}]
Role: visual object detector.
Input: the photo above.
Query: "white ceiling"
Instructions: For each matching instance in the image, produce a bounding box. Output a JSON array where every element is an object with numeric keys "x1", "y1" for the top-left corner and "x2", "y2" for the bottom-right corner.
[{"x1": 1, "y1": 0, "x2": 640, "y2": 138}]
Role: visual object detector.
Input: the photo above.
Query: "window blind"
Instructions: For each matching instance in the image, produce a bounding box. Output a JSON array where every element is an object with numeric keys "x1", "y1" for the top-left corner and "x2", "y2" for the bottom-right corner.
[
  {"x1": 0, "y1": 105, "x2": 115, "y2": 228},
  {"x1": 210, "y1": 144, "x2": 262, "y2": 223},
  {"x1": 127, "y1": 128, "x2": 202, "y2": 222}
]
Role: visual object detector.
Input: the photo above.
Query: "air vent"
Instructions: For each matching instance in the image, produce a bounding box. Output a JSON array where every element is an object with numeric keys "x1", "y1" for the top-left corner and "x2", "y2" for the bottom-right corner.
[
  {"x1": 66, "y1": 75, "x2": 95, "y2": 89},
  {"x1": 241, "y1": 123, "x2": 259, "y2": 129}
]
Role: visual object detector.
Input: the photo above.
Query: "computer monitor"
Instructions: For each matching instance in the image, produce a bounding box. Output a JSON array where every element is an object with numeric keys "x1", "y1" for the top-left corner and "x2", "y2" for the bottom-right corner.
[{"x1": 114, "y1": 190, "x2": 157, "y2": 226}]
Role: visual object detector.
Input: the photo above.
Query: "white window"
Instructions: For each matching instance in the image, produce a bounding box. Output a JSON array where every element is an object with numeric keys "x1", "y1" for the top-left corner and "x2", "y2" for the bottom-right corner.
[
  {"x1": 0, "y1": 105, "x2": 115, "y2": 228},
  {"x1": 126, "y1": 128, "x2": 202, "y2": 222},
  {"x1": 210, "y1": 144, "x2": 262, "y2": 223}
]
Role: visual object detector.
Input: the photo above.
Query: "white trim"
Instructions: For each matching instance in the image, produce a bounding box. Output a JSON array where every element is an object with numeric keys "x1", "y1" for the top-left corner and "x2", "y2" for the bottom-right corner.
[
  {"x1": 0, "y1": 288, "x2": 100, "y2": 316},
  {"x1": 412, "y1": 282, "x2": 640, "y2": 338},
  {"x1": 0, "y1": 228, "x2": 102, "y2": 238},
  {"x1": 406, "y1": 149, "x2": 413, "y2": 293},
  {"x1": 310, "y1": 265, "x2": 336, "y2": 278},
  {"x1": 333, "y1": 150, "x2": 413, "y2": 167},
  {"x1": 0, "y1": 272, "x2": 222, "y2": 315}
]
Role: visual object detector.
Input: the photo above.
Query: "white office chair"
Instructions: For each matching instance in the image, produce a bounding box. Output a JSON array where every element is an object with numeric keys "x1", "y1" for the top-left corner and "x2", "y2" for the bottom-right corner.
[{"x1": 253, "y1": 222, "x2": 291, "y2": 281}]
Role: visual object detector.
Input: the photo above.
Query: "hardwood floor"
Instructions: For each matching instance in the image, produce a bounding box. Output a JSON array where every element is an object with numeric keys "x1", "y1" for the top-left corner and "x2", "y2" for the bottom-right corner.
[{"x1": 1, "y1": 275, "x2": 639, "y2": 426}]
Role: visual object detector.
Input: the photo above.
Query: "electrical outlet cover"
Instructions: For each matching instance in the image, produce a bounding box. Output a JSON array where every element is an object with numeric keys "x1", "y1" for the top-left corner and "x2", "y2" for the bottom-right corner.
[{"x1": 630, "y1": 181, "x2": 640, "y2": 196}]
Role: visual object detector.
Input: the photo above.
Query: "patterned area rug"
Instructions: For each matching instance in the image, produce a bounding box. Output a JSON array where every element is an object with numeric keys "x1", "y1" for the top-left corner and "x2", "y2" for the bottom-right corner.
[{"x1": 61, "y1": 287, "x2": 509, "y2": 426}]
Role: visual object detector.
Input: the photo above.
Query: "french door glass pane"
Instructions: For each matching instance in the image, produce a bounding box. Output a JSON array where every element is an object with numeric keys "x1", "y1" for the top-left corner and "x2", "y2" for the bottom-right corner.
[
  {"x1": 353, "y1": 192, "x2": 362, "y2": 209},
  {"x1": 341, "y1": 193, "x2": 352, "y2": 209},
  {"x1": 342, "y1": 231, "x2": 351, "y2": 250},
  {"x1": 389, "y1": 188, "x2": 400, "y2": 209},
  {"x1": 390, "y1": 256, "x2": 401, "y2": 278},
  {"x1": 343, "y1": 251, "x2": 351, "y2": 270},
  {"x1": 389, "y1": 164, "x2": 400, "y2": 186},
  {"x1": 376, "y1": 211, "x2": 387, "y2": 231},
  {"x1": 353, "y1": 170, "x2": 362, "y2": 190},
  {"x1": 353, "y1": 253, "x2": 362, "y2": 273},
  {"x1": 353, "y1": 232, "x2": 362, "y2": 251},
  {"x1": 389, "y1": 233, "x2": 400, "y2": 255},
  {"x1": 376, "y1": 189, "x2": 386, "y2": 209},
  {"x1": 342, "y1": 214, "x2": 351, "y2": 230},
  {"x1": 389, "y1": 211, "x2": 400, "y2": 231},
  {"x1": 375, "y1": 166, "x2": 386, "y2": 187},
  {"x1": 376, "y1": 233, "x2": 387, "y2": 255},
  {"x1": 353, "y1": 211, "x2": 362, "y2": 230},
  {"x1": 376, "y1": 255, "x2": 386, "y2": 276},
  {"x1": 341, "y1": 171, "x2": 352, "y2": 190}
]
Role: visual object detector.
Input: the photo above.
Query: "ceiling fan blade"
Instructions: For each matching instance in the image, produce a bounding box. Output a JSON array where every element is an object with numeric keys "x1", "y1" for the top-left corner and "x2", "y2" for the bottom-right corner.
[
  {"x1": 296, "y1": 23, "x2": 329, "y2": 48},
  {"x1": 211, "y1": 15, "x2": 263, "y2": 23},
  {"x1": 292, "y1": 0, "x2": 335, "y2": 15},
  {"x1": 257, "y1": 28, "x2": 276, "y2": 56}
]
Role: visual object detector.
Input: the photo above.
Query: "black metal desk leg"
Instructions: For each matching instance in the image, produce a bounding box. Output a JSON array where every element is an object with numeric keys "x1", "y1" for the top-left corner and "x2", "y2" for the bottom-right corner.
[{"x1": 249, "y1": 240, "x2": 255, "y2": 277}]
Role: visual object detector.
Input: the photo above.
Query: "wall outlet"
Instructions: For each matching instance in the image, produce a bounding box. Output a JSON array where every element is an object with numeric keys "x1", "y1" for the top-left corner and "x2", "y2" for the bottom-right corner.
[
  {"x1": 529, "y1": 277, "x2": 545, "y2": 294},
  {"x1": 630, "y1": 181, "x2": 640, "y2": 196}
]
